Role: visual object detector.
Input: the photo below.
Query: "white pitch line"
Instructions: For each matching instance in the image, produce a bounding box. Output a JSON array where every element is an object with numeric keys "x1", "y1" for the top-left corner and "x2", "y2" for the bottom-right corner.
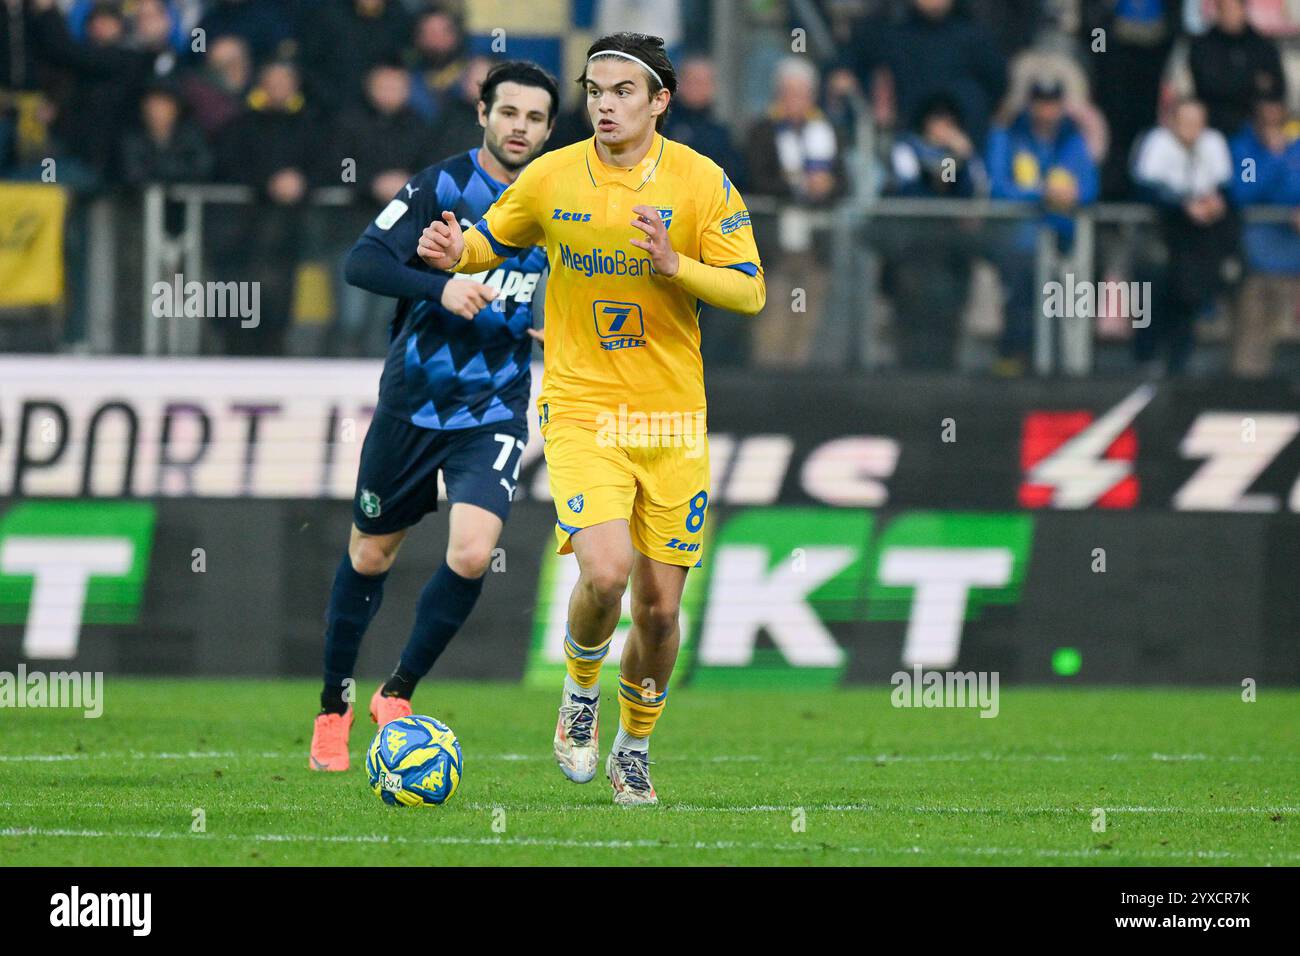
[
  {"x1": 2, "y1": 826, "x2": 1297, "y2": 861},
  {"x1": 0, "y1": 750, "x2": 1293, "y2": 764},
  {"x1": 0, "y1": 798, "x2": 1292, "y2": 815}
]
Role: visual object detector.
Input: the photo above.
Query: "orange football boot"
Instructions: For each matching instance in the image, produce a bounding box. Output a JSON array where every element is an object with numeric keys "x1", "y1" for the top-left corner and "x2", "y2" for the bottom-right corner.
[
  {"x1": 309, "y1": 707, "x2": 354, "y2": 772},
  {"x1": 370, "y1": 685, "x2": 413, "y2": 728}
]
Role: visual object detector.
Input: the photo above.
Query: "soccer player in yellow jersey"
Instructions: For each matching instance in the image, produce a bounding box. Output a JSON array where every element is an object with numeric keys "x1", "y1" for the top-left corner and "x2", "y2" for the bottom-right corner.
[{"x1": 418, "y1": 33, "x2": 764, "y2": 805}]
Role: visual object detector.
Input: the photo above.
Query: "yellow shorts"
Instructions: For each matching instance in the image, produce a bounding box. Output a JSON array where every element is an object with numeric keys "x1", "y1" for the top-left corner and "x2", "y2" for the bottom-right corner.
[{"x1": 542, "y1": 419, "x2": 710, "y2": 568}]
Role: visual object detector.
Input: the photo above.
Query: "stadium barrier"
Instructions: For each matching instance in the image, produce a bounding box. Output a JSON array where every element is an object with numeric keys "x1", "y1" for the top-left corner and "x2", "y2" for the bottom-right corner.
[
  {"x1": 120, "y1": 185, "x2": 1300, "y2": 374},
  {"x1": 0, "y1": 358, "x2": 1295, "y2": 685}
]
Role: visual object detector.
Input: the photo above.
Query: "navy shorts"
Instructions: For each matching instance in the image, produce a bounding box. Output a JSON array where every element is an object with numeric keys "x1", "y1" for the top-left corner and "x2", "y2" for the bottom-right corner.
[{"x1": 352, "y1": 411, "x2": 529, "y2": 535}]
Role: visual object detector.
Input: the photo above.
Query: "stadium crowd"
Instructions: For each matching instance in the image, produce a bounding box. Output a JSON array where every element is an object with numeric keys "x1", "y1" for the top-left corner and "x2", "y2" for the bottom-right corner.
[{"x1": 2, "y1": 0, "x2": 1300, "y2": 377}]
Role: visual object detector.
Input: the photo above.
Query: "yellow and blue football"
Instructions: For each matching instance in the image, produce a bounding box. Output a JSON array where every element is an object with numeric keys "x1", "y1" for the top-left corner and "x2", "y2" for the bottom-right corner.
[{"x1": 365, "y1": 715, "x2": 462, "y2": 806}]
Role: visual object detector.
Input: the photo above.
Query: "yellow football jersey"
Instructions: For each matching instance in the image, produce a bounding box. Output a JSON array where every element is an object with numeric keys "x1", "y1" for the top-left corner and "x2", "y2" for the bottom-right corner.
[{"x1": 467, "y1": 132, "x2": 763, "y2": 434}]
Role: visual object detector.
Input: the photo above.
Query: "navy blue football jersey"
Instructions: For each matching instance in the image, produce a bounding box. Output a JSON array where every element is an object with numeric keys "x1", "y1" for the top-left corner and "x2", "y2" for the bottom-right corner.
[{"x1": 358, "y1": 148, "x2": 547, "y2": 430}]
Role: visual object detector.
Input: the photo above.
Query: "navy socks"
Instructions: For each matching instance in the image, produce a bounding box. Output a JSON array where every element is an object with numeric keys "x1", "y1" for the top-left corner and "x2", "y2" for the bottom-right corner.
[
  {"x1": 321, "y1": 553, "x2": 389, "y2": 713},
  {"x1": 385, "y1": 561, "x2": 485, "y2": 696}
]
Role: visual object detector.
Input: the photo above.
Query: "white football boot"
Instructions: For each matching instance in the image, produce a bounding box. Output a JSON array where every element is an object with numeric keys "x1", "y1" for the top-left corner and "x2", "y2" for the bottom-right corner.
[
  {"x1": 553, "y1": 687, "x2": 600, "y2": 783},
  {"x1": 606, "y1": 749, "x2": 658, "y2": 806}
]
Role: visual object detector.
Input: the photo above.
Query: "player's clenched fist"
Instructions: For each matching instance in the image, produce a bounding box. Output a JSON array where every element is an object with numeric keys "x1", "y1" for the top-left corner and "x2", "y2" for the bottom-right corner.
[
  {"x1": 440, "y1": 280, "x2": 497, "y2": 320},
  {"x1": 418, "y1": 211, "x2": 466, "y2": 270}
]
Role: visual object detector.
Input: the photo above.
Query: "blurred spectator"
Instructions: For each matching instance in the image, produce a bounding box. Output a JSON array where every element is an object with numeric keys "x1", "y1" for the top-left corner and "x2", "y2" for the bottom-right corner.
[
  {"x1": 406, "y1": 6, "x2": 467, "y2": 123},
  {"x1": 300, "y1": 0, "x2": 412, "y2": 113},
  {"x1": 1083, "y1": 0, "x2": 1181, "y2": 199},
  {"x1": 51, "y1": 1, "x2": 167, "y2": 187},
  {"x1": 332, "y1": 59, "x2": 437, "y2": 355},
  {"x1": 664, "y1": 55, "x2": 746, "y2": 188},
  {"x1": 966, "y1": 0, "x2": 1046, "y2": 59},
  {"x1": 745, "y1": 57, "x2": 842, "y2": 369},
  {"x1": 1003, "y1": 51, "x2": 1110, "y2": 163},
  {"x1": 67, "y1": 0, "x2": 190, "y2": 54},
  {"x1": 214, "y1": 59, "x2": 322, "y2": 189},
  {"x1": 1189, "y1": 0, "x2": 1285, "y2": 138},
  {"x1": 1228, "y1": 95, "x2": 1300, "y2": 377},
  {"x1": 335, "y1": 61, "x2": 435, "y2": 204},
  {"x1": 1131, "y1": 98, "x2": 1239, "y2": 375},
  {"x1": 119, "y1": 79, "x2": 212, "y2": 185},
  {"x1": 131, "y1": 0, "x2": 185, "y2": 73},
  {"x1": 179, "y1": 33, "x2": 252, "y2": 138},
  {"x1": 1, "y1": 0, "x2": 69, "y2": 176},
  {"x1": 665, "y1": 53, "x2": 749, "y2": 367},
  {"x1": 881, "y1": 93, "x2": 988, "y2": 369},
  {"x1": 197, "y1": 0, "x2": 297, "y2": 63},
  {"x1": 429, "y1": 54, "x2": 492, "y2": 159},
  {"x1": 889, "y1": 92, "x2": 987, "y2": 197},
  {"x1": 830, "y1": 0, "x2": 1007, "y2": 147},
  {"x1": 213, "y1": 60, "x2": 323, "y2": 356},
  {"x1": 987, "y1": 78, "x2": 1099, "y2": 373},
  {"x1": 746, "y1": 57, "x2": 842, "y2": 206}
]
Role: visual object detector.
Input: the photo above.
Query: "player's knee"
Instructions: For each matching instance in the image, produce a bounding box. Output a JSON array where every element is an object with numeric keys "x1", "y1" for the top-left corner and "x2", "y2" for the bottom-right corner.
[
  {"x1": 580, "y1": 565, "x2": 630, "y2": 607},
  {"x1": 446, "y1": 540, "x2": 493, "y2": 579},
  {"x1": 631, "y1": 600, "x2": 680, "y2": 643},
  {"x1": 349, "y1": 537, "x2": 397, "y2": 577}
]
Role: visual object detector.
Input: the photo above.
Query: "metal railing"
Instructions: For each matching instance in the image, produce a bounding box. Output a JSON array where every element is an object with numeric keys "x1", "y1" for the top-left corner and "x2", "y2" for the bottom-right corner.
[
  {"x1": 829, "y1": 196, "x2": 1299, "y2": 374},
  {"x1": 132, "y1": 182, "x2": 1300, "y2": 373},
  {"x1": 140, "y1": 184, "x2": 356, "y2": 355}
]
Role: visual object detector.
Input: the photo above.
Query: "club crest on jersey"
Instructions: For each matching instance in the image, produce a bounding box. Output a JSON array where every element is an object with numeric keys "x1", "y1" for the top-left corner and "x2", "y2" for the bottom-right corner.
[
  {"x1": 655, "y1": 207, "x2": 673, "y2": 230},
  {"x1": 360, "y1": 488, "x2": 382, "y2": 518},
  {"x1": 567, "y1": 494, "x2": 584, "y2": 513}
]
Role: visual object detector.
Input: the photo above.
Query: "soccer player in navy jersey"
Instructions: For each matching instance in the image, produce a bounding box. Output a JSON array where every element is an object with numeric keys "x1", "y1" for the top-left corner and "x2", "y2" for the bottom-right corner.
[{"x1": 310, "y1": 61, "x2": 558, "y2": 771}]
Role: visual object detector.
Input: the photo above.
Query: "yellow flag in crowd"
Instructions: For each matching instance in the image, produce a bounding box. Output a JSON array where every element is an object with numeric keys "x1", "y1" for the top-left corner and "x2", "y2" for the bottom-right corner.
[{"x1": 0, "y1": 183, "x2": 68, "y2": 307}]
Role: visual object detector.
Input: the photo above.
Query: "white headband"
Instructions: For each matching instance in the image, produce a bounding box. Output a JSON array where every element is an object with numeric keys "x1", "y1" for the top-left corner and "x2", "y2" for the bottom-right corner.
[{"x1": 587, "y1": 50, "x2": 664, "y2": 88}]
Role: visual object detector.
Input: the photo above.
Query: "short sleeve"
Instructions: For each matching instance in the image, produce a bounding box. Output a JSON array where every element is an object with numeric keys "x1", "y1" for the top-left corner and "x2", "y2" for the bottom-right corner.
[{"x1": 699, "y1": 165, "x2": 761, "y2": 275}]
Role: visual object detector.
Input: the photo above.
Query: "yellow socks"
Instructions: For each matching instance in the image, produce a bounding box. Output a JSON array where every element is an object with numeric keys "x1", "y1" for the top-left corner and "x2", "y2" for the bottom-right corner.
[
  {"x1": 563, "y1": 629, "x2": 611, "y2": 689},
  {"x1": 617, "y1": 674, "x2": 667, "y2": 738}
]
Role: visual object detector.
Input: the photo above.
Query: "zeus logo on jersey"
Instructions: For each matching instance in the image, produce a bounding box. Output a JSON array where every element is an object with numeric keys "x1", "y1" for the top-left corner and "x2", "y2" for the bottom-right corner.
[
  {"x1": 552, "y1": 208, "x2": 593, "y2": 222},
  {"x1": 559, "y1": 243, "x2": 653, "y2": 278}
]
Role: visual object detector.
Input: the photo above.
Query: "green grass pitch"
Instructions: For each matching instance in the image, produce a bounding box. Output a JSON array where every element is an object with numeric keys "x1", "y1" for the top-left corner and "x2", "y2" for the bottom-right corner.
[{"x1": 1, "y1": 680, "x2": 1296, "y2": 866}]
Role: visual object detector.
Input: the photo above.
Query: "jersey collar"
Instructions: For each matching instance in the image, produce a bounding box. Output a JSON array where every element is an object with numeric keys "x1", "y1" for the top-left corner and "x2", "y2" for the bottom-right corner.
[
  {"x1": 585, "y1": 132, "x2": 665, "y2": 191},
  {"x1": 469, "y1": 147, "x2": 509, "y2": 195}
]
